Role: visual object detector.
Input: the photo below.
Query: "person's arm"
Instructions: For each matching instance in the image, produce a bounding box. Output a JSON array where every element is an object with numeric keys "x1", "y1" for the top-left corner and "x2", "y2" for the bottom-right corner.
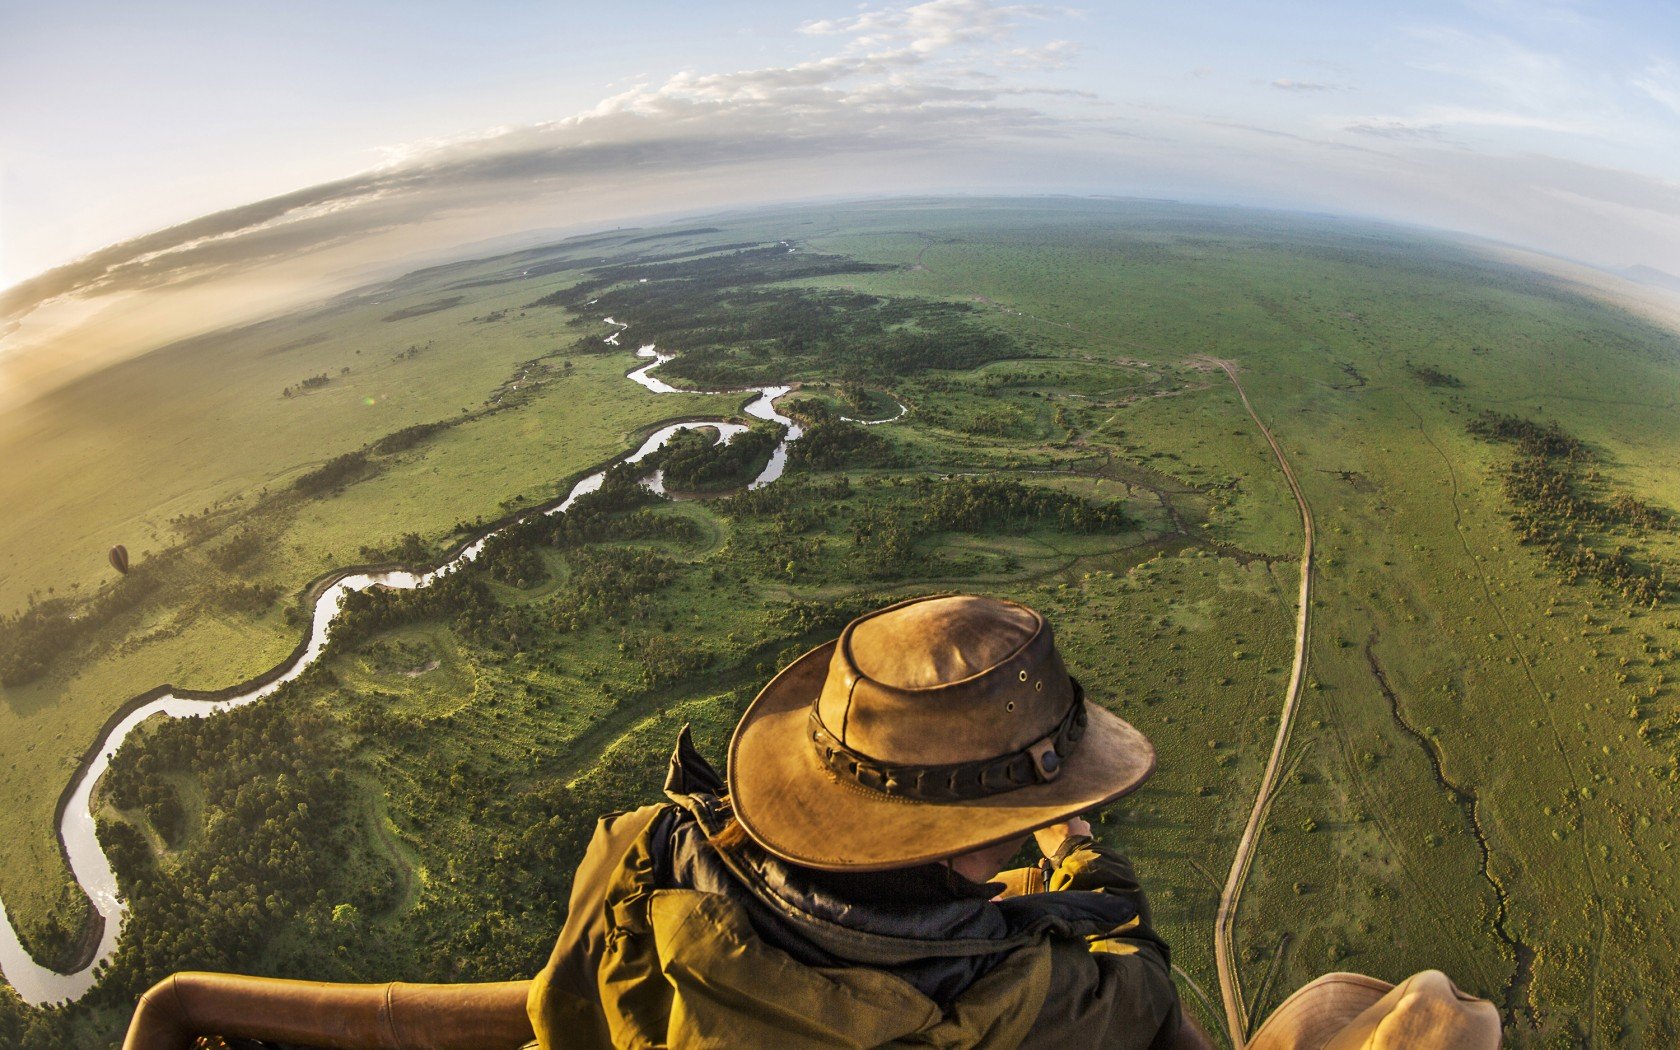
[
  {"x1": 122, "y1": 972, "x2": 532, "y2": 1050},
  {"x1": 1037, "y1": 820, "x2": 1171, "y2": 964},
  {"x1": 1033, "y1": 819, "x2": 1201, "y2": 1050},
  {"x1": 526, "y1": 804, "x2": 667, "y2": 1049}
]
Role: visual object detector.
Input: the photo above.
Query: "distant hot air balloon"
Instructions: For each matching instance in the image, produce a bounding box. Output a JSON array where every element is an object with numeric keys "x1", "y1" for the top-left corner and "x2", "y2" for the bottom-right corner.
[{"x1": 109, "y1": 544, "x2": 129, "y2": 575}]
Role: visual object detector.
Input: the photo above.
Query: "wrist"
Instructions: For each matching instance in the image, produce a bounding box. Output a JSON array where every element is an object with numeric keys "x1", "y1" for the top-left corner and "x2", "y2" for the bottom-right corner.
[
  {"x1": 1034, "y1": 817, "x2": 1093, "y2": 860},
  {"x1": 1050, "y1": 833, "x2": 1094, "y2": 867}
]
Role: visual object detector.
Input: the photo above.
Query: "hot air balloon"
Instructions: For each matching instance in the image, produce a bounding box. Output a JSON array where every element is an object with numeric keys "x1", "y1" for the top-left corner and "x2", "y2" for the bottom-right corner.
[{"x1": 109, "y1": 544, "x2": 129, "y2": 575}]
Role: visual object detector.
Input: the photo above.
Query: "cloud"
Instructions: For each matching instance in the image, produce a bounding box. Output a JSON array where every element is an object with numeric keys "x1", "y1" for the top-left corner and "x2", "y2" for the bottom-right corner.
[
  {"x1": 800, "y1": 0, "x2": 1052, "y2": 55},
  {"x1": 1406, "y1": 28, "x2": 1579, "y2": 113},
  {"x1": 1270, "y1": 79, "x2": 1340, "y2": 92},
  {"x1": 1343, "y1": 120, "x2": 1456, "y2": 143},
  {"x1": 1340, "y1": 104, "x2": 1596, "y2": 141},
  {"x1": 1632, "y1": 60, "x2": 1680, "y2": 117},
  {"x1": 1377, "y1": 25, "x2": 1671, "y2": 147},
  {"x1": 1007, "y1": 39, "x2": 1080, "y2": 70}
]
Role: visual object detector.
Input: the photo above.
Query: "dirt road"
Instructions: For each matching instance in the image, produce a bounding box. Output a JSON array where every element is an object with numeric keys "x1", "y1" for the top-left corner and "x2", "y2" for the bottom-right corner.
[{"x1": 1209, "y1": 358, "x2": 1316, "y2": 1047}]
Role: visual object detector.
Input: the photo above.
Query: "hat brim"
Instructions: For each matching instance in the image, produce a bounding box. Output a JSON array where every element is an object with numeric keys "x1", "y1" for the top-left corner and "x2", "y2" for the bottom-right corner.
[
  {"x1": 1247, "y1": 973, "x2": 1393, "y2": 1050},
  {"x1": 728, "y1": 640, "x2": 1158, "y2": 872}
]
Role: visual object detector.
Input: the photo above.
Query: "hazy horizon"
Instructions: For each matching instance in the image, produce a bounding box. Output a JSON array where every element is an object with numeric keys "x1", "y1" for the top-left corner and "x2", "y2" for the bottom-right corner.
[{"x1": 3, "y1": 0, "x2": 1678, "y2": 411}]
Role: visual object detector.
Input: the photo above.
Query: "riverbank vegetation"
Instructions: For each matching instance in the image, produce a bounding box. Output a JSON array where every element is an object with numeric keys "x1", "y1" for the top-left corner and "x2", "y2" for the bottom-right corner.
[
  {"x1": 649, "y1": 423, "x2": 780, "y2": 493},
  {"x1": 783, "y1": 405, "x2": 901, "y2": 471},
  {"x1": 530, "y1": 244, "x2": 1015, "y2": 389}
]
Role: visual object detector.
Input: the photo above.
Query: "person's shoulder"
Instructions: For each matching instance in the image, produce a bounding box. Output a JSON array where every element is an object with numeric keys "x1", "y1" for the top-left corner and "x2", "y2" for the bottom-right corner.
[
  {"x1": 588, "y1": 803, "x2": 674, "y2": 853},
  {"x1": 594, "y1": 803, "x2": 672, "y2": 832}
]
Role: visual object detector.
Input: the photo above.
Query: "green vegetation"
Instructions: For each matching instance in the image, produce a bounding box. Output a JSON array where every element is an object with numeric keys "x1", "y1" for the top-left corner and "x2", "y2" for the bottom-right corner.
[
  {"x1": 382, "y1": 296, "x2": 465, "y2": 322},
  {"x1": 532, "y1": 245, "x2": 1011, "y2": 388},
  {"x1": 783, "y1": 401, "x2": 901, "y2": 470},
  {"x1": 1408, "y1": 363, "x2": 1463, "y2": 388},
  {"x1": 650, "y1": 424, "x2": 780, "y2": 493},
  {"x1": 0, "y1": 233, "x2": 748, "y2": 969},
  {"x1": 7, "y1": 200, "x2": 1680, "y2": 1046},
  {"x1": 1470, "y1": 411, "x2": 1672, "y2": 605}
]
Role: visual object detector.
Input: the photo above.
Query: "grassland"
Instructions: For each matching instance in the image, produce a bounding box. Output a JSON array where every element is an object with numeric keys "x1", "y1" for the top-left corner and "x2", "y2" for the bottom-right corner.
[
  {"x1": 5, "y1": 200, "x2": 1680, "y2": 1047},
  {"x1": 0, "y1": 233, "x2": 747, "y2": 960}
]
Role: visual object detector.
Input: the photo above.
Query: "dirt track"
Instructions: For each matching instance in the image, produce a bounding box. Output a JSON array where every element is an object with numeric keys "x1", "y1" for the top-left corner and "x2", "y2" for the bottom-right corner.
[{"x1": 1208, "y1": 358, "x2": 1315, "y2": 1047}]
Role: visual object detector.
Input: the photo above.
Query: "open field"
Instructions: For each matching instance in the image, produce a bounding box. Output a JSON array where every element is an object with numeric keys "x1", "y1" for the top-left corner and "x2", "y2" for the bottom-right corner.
[{"x1": 5, "y1": 200, "x2": 1680, "y2": 1046}]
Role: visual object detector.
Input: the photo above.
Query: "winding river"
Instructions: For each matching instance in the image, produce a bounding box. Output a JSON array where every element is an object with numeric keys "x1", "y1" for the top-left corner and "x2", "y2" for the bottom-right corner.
[{"x1": 0, "y1": 318, "x2": 888, "y2": 1006}]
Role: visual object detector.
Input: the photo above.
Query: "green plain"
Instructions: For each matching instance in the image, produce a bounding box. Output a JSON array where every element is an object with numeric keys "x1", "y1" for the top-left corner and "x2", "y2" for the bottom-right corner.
[{"x1": 3, "y1": 200, "x2": 1679, "y2": 1046}]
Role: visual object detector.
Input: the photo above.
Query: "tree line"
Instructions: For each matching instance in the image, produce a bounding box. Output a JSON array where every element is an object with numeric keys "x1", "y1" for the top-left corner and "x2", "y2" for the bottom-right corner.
[
  {"x1": 526, "y1": 245, "x2": 1017, "y2": 388},
  {"x1": 1470, "y1": 410, "x2": 1672, "y2": 606},
  {"x1": 783, "y1": 402, "x2": 901, "y2": 470},
  {"x1": 0, "y1": 563, "x2": 164, "y2": 687}
]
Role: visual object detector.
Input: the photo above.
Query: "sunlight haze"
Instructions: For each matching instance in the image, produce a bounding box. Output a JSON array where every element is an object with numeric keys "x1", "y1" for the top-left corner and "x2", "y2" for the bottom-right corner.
[{"x1": 2, "y1": 0, "x2": 1678, "y2": 407}]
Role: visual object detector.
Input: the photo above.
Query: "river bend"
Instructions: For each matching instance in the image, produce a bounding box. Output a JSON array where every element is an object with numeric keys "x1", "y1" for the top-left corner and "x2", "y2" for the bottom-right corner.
[{"x1": 0, "y1": 319, "x2": 841, "y2": 1005}]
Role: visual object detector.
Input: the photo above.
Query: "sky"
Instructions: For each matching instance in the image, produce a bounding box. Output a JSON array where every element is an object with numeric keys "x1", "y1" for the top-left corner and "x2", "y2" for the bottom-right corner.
[{"x1": 1, "y1": 0, "x2": 1678, "y2": 406}]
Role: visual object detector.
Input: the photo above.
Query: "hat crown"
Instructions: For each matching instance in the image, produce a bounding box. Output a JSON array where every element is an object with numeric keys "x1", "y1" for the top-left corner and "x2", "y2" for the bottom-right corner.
[
  {"x1": 1248, "y1": 970, "x2": 1502, "y2": 1050},
  {"x1": 848, "y1": 595, "x2": 1039, "y2": 688},
  {"x1": 820, "y1": 594, "x2": 1073, "y2": 766}
]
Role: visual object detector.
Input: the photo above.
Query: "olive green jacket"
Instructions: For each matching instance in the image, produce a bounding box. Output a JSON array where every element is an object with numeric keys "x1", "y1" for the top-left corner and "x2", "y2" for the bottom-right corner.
[{"x1": 528, "y1": 740, "x2": 1181, "y2": 1049}]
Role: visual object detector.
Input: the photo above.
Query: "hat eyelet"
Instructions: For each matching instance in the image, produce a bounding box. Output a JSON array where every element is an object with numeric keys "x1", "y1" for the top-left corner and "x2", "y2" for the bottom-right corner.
[
  {"x1": 1018, "y1": 669, "x2": 1029, "y2": 682},
  {"x1": 1034, "y1": 680, "x2": 1043, "y2": 692},
  {"x1": 1006, "y1": 701, "x2": 1016, "y2": 712}
]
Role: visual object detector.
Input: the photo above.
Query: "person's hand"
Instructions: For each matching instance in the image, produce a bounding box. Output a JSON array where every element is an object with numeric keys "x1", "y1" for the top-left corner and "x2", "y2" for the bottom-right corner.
[{"x1": 1033, "y1": 816, "x2": 1092, "y2": 861}]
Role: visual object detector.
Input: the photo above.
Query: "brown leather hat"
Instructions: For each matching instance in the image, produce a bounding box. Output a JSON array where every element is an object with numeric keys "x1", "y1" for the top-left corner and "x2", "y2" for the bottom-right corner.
[
  {"x1": 1247, "y1": 971, "x2": 1502, "y2": 1050},
  {"x1": 728, "y1": 594, "x2": 1156, "y2": 871}
]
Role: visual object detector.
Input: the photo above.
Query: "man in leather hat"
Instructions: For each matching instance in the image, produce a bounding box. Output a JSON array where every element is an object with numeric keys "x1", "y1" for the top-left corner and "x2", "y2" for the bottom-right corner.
[{"x1": 525, "y1": 591, "x2": 1211, "y2": 1048}]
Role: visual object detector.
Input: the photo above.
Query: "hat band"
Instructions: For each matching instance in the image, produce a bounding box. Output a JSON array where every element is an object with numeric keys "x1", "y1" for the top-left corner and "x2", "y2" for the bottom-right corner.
[{"x1": 807, "y1": 679, "x2": 1089, "y2": 802}]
